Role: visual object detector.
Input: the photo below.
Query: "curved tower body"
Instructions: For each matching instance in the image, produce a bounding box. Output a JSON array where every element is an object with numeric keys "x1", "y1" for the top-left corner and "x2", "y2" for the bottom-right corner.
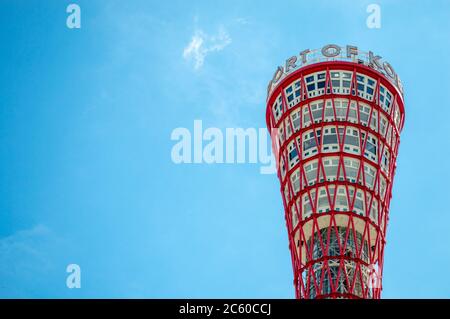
[{"x1": 266, "y1": 45, "x2": 405, "y2": 299}]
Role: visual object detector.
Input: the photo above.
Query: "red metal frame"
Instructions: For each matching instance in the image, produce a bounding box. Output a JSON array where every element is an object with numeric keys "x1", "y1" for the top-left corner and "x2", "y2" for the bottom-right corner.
[{"x1": 266, "y1": 61, "x2": 405, "y2": 299}]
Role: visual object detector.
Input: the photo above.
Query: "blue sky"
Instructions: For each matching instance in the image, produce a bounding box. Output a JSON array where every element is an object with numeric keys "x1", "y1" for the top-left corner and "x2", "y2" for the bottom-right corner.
[{"x1": 0, "y1": 0, "x2": 450, "y2": 298}]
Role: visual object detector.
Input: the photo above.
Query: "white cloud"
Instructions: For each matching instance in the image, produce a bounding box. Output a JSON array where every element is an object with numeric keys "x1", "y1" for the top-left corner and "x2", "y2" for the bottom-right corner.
[
  {"x1": 183, "y1": 27, "x2": 232, "y2": 70},
  {"x1": 0, "y1": 224, "x2": 51, "y2": 257},
  {"x1": 235, "y1": 17, "x2": 250, "y2": 25},
  {"x1": 0, "y1": 224, "x2": 58, "y2": 297}
]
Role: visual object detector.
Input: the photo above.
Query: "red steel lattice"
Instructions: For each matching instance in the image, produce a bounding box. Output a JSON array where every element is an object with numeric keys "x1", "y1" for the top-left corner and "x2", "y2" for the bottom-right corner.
[{"x1": 266, "y1": 61, "x2": 405, "y2": 299}]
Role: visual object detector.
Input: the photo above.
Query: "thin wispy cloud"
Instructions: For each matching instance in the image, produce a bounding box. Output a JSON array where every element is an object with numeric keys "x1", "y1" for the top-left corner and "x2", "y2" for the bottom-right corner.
[
  {"x1": 235, "y1": 17, "x2": 250, "y2": 25},
  {"x1": 0, "y1": 224, "x2": 59, "y2": 297},
  {"x1": 183, "y1": 26, "x2": 232, "y2": 70}
]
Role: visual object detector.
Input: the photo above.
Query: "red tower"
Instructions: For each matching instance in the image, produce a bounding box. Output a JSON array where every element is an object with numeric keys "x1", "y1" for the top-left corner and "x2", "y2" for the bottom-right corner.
[{"x1": 266, "y1": 45, "x2": 405, "y2": 299}]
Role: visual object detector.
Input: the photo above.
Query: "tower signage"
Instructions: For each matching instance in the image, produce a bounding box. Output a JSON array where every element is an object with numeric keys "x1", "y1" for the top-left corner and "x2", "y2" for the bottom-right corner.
[{"x1": 267, "y1": 44, "x2": 403, "y2": 98}]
